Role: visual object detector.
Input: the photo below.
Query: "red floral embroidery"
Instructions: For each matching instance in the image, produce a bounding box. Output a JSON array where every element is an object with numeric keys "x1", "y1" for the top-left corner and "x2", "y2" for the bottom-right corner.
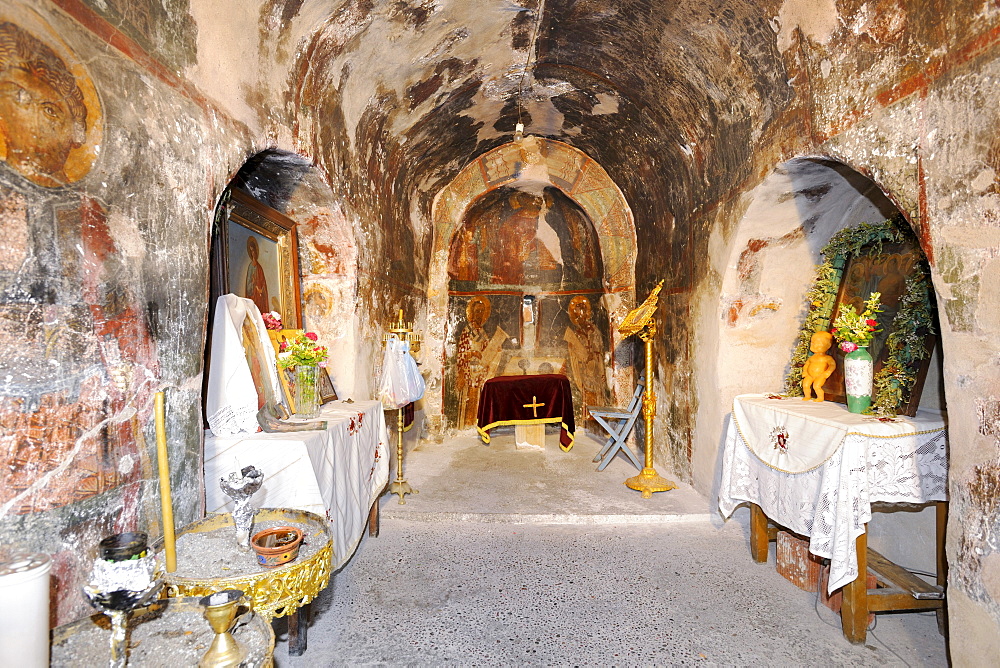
[{"x1": 769, "y1": 426, "x2": 790, "y2": 453}]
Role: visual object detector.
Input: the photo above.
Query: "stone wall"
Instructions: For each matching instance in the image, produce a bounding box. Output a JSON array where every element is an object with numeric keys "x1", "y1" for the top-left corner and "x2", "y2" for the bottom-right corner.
[
  {"x1": 684, "y1": 0, "x2": 1000, "y2": 657},
  {"x1": 0, "y1": 2, "x2": 252, "y2": 624},
  {"x1": 1, "y1": 0, "x2": 999, "y2": 657}
]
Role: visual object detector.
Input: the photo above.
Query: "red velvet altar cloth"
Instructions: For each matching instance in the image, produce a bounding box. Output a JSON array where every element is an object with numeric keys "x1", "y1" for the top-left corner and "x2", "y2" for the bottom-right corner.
[{"x1": 476, "y1": 374, "x2": 575, "y2": 451}]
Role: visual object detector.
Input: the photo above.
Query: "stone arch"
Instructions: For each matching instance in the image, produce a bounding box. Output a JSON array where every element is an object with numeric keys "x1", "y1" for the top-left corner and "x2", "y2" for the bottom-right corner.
[
  {"x1": 695, "y1": 155, "x2": 946, "y2": 572},
  {"x1": 425, "y1": 137, "x2": 637, "y2": 427},
  {"x1": 207, "y1": 147, "x2": 368, "y2": 400},
  {"x1": 710, "y1": 156, "x2": 942, "y2": 410}
]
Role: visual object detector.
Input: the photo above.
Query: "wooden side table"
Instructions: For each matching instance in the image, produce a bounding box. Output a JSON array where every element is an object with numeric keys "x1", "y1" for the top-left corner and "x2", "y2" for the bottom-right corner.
[
  {"x1": 750, "y1": 502, "x2": 946, "y2": 643},
  {"x1": 719, "y1": 394, "x2": 948, "y2": 644}
]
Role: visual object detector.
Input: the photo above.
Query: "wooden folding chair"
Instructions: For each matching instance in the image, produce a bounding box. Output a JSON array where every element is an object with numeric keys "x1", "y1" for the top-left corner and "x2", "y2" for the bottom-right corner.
[{"x1": 587, "y1": 376, "x2": 645, "y2": 471}]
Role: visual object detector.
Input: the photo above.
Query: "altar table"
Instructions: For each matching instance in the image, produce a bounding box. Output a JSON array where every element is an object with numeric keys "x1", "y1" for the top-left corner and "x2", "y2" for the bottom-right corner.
[
  {"x1": 477, "y1": 374, "x2": 575, "y2": 451},
  {"x1": 718, "y1": 394, "x2": 948, "y2": 642},
  {"x1": 204, "y1": 400, "x2": 390, "y2": 570}
]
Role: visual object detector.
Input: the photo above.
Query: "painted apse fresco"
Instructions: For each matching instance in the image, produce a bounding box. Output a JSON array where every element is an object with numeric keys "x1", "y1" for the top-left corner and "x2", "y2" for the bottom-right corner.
[{"x1": 445, "y1": 186, "x2": 611, "y2": 429}]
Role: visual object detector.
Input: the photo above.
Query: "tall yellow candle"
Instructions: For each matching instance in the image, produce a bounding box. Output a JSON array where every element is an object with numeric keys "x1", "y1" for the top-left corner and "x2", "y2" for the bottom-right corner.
[{"x1": 154, "y1": 391, "x2": 177, "y2": 572}]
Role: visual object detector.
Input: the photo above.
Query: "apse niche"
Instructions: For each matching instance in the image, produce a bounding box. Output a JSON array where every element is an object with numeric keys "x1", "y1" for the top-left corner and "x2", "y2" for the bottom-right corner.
[
  {"x1": 716, "y1": 157, "x2": 943, "y2": 409},
  {"x1": 444, "y1": 186, "x2": 610, "y2": 430},
  {"x1": 206, "y1": 148, "x2": 364, "y2": 401},
  {"x1": 710, "y1": 156, "x2": 945, "y2": 574}
]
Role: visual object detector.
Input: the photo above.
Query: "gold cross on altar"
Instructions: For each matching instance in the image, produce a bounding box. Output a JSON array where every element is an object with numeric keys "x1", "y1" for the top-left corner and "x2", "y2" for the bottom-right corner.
[{"x1": 523, "y1": 396, "x2": 545, "y2": 417}]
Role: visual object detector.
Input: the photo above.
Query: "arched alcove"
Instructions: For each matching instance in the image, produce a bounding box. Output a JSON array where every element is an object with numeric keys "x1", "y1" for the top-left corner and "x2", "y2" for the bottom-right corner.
[
  {"x1": 714, "y1": 158, "x2": 903, "y2": 396},
  {"x1": 425, "y1": 137, "x2": 637, "y2": 430},
  {"x1": 444, "y1": 186, "x2": 609, "y2": 428},
  {"x1": 712, "y1": 157, "x2": 943, "y2": 411},
  {"x1": 698, "y1": 156, "x2": 946, "y2": 574},
  {"x1": 206, "y1": 148, "x2": 363, "y2": 399}
]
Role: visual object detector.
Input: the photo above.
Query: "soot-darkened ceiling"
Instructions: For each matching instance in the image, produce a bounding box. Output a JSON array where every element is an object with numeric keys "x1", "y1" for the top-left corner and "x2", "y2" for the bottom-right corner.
[{"x1": 291, "y1": 0, "x2": 794, "y2": 274}]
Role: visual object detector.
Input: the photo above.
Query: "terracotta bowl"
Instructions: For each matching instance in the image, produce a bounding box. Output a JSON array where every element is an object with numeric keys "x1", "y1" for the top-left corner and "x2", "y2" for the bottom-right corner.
[{"x1": 249, "y1": 526, "x2": 304, "y2": 568}]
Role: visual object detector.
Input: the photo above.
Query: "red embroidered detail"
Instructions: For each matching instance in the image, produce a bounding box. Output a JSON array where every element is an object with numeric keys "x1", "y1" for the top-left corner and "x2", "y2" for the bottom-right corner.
[{"x1": 769, "y1": 426, "x2": 790, "y2": 453}]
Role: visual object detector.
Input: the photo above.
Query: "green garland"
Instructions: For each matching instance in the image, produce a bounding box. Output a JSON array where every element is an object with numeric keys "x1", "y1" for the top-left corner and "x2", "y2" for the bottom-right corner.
[
  {"x1": 870, "y1": 265, "x2": 936, "y2": 415},
  {"x1": 784, "y1": 217, "x2": 932, "y2": 417}
]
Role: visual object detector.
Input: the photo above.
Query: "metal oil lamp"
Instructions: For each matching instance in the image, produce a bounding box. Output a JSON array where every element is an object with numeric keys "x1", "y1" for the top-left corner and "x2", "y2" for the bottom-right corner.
[{"x1": 82, "y1": 533, "x2": 162, "y2": 668}]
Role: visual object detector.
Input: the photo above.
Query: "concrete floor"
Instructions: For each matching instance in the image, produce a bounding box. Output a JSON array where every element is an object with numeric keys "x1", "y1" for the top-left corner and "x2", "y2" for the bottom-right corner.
[{"x1": 274, "y1": 426, "x2": 948, "y2": 666}]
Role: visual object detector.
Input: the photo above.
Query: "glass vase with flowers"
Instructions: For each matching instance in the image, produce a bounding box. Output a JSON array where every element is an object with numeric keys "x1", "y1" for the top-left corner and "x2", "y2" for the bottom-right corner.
[
  {"x1": 832, "y1": 292, "x2": 883, "y2": 413},
  {"x1": 277, "y1": 332, "x2": 328, "y2": 418}
]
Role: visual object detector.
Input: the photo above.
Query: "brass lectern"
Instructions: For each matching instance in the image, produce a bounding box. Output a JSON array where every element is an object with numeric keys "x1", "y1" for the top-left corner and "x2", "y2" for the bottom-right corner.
[{"x1": 618, "y1": 280, "x2": 677, "y2": 498}]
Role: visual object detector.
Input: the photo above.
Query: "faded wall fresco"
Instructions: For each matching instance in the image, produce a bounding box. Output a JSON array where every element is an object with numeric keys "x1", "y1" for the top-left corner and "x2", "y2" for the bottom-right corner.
[
  {"x1": 78, "y1": 0, "x2": 196, "y2": 72},
  {"x1": 0, "y1": 7, "x2": 237, "y2": 625},
  {"x1": 444, "y1": 187, "x2": 610, "y2": 428},
  {"x1": 0, "y1": 11, "x2": 159, "y2": 533},
  {"x1": 427, "y1": 139, "x2": 638, "y2": 435}
]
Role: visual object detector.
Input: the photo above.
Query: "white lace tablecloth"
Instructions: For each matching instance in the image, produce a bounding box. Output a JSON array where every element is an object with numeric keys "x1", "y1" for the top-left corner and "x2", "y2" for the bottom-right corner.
[
  {"x1": 205, "y1": 400, "x2": 390, "y2": 570},
  {"x1": 718, "y1": 394, "x2": 947, "y2": 593}
]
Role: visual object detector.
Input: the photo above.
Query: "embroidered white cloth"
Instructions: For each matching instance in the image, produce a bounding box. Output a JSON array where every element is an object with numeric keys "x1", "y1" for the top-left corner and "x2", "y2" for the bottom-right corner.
[
  {"x1": 205, "y1": 400, "x2": 390, "y2": 570},
  {"x1": 732, "y1": 394, "x2": 853, "y2": 473},
  {"x1": 719, "y1": 394, "x2": 948, "y2": 594},
  {"x1": 205, "y1": 294, "x2": 283, "y2": 436}
]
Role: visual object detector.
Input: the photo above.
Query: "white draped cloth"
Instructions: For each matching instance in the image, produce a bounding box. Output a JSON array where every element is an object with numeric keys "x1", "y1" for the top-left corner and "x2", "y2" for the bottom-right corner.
[
  {"x1": 719, "y1": 394, "x2": 948, "y2": 593},
  {"x1": 205, "y1": 294, "x2": 283, "y2": 436},
  {"x1": 204, "y1": 400, "x2": 390, "y2": 570}
]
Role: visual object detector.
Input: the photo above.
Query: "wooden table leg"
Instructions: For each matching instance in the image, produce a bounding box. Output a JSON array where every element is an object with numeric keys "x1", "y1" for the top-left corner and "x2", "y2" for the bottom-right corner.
[
  {"x1": 368, "y1": 498, "x2": 380, "y2": 537},
  {"x1": 841, "y1": 529, "x2": 870, "y2": 644},
  {"x1": 936, "y1": 501, "x2": 948, "y2": 635},
  {"x1": 288, "y1": 604, "x2": 309, "y2": 656},
  {"x1": 750, "y1": 503, "x2": 770, "y2": 563}
]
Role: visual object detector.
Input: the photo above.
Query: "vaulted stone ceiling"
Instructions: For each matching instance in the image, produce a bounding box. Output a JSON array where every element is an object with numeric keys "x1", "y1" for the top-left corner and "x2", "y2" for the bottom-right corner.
[
  {"x1": 278, "y1": 0, "x2": 794, "y2": 288},
  {"x1": 206, "y1": 0, "x2": 978, "y2": 296}
]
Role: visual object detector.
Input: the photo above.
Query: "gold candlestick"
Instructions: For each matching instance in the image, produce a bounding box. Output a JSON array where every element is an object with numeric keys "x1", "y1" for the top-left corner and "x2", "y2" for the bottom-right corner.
[
  {"x1": 618, "y1": 281, "x2": 677, "y2": 498},
  {"x1": 383, "y1": 308, "x2": 420, "y2": 504},
  {"x1": 389, "y1": 407, "x2": 417, "y2": 504},
  {"x1": 199, "y1": 590, "x2": 246, "y2": 668}
]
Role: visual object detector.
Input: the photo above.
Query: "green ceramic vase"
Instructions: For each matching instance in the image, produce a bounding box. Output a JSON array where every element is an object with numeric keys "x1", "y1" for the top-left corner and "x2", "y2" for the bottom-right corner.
[{"x1": 843, "y1": 346, "x2": 873, "y2": 414}]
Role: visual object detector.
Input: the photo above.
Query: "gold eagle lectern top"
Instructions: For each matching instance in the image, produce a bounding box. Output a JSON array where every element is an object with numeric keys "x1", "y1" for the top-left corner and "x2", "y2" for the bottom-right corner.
[{"x1": 619, "y1": 280, "x2": 677, "y2": 498}]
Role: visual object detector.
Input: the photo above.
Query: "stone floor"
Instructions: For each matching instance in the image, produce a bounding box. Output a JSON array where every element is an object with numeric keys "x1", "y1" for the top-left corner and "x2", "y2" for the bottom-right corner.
[{"x1": 273, "y1": 426, "x2": 948, "y2": 666}]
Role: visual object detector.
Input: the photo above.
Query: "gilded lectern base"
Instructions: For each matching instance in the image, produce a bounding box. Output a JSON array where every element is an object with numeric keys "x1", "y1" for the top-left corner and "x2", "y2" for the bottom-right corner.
[
  {"x1": 389, "y1": 479, "x2": 418, "y2": 504},
  {"x1": 625, "y1": 467, "x2": 677, "y2": 498}
]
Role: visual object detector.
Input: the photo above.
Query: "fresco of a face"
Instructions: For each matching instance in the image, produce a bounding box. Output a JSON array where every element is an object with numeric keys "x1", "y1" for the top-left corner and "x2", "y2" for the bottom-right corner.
[
  {"x1": 568, "y1": 295, "x2": 593, "y2": 328},
  {"x1": 466, "y1": 295, "x2": 491, "y2": 328},
  {"x1": 0, "y1": 22, "x2": 88, "y2": 187}
]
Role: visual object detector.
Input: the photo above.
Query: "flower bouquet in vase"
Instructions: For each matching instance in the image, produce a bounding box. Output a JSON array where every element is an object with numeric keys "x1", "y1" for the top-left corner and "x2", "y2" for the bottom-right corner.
[
  {"x1": 277, "y1": 331, "x2": 329, "y2": 418},
  {"x1": 832, "y1": 292, "x2": 882, "y2": 413}
]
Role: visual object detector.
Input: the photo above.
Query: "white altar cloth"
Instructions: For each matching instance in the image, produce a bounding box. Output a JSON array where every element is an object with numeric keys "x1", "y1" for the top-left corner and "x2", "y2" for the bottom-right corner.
[
  {"x1": 719, "y1": 394, "x2": 947, "y2": 593},
  {"x1": 205, "y1": 400, "x2": 390, "y2": 570},
  {"x1": 205, "y1": 294, "x2": 283, "y2": 436}
]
